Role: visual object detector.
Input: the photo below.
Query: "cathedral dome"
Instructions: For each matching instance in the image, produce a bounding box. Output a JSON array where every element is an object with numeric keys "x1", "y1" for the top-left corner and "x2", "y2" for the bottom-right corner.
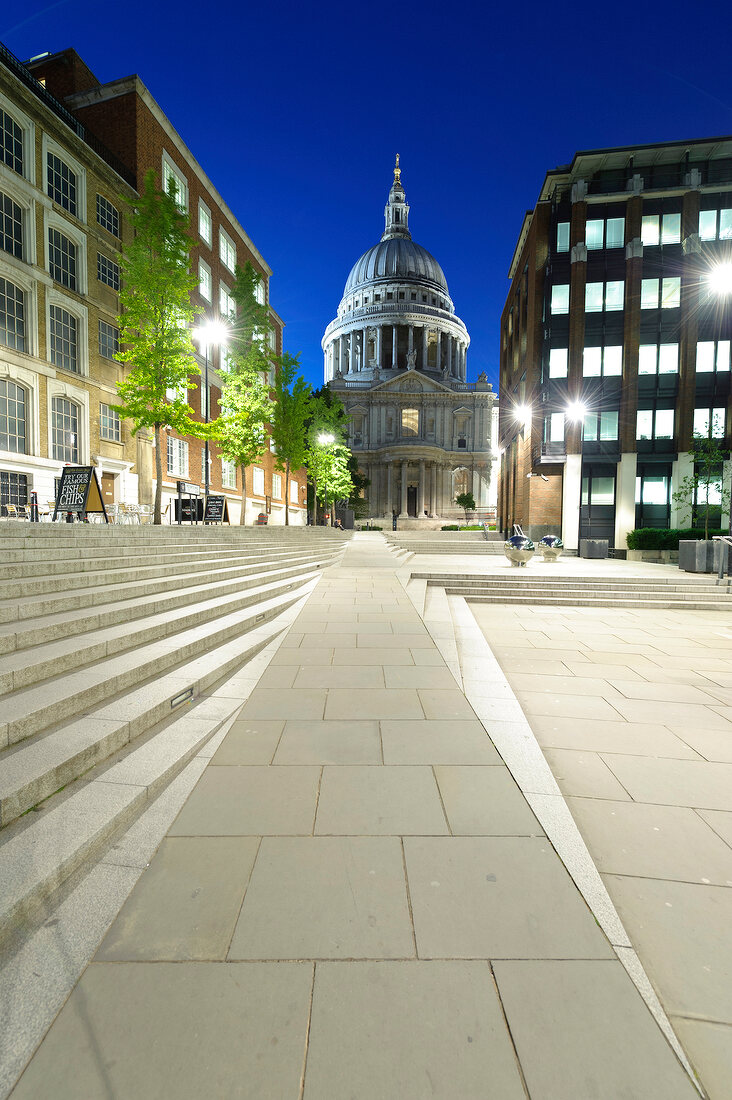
[{"x1": 344, "y1": 238, "x2": 448, "y2": 295}]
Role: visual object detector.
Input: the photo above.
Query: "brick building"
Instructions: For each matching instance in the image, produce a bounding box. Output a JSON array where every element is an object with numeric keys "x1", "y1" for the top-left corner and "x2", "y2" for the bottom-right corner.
[
  {"x1": 498, "y1": 136, "x2": 732, "y2": 550},
  {"x1": 0, "y1": 42, "x2": 140, "y2": 515},
  {"x1": 25, "y1": 47, "x2": 306, "y2": 524}
]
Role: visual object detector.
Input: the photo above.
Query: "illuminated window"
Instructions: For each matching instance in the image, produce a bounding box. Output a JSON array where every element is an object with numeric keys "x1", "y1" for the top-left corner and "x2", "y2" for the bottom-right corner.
[
  {"x1": 641, "y1": 213, "x2": 681, "y2": 246},
  {"x1": 1, "y1": 191, "x2": 23, "y2": 259},
  {"x1": 221, "y1": 459, "x2": 237, "y2": 489},
  {"x1": 637, "y1": 408, "x2": 674, "y2": 440},
  {"x1": 641, "y1": 277, "x2": 681, "y2": 309},
  {"x1": 544, "y1": 412, "x2": 564, "y2": 443},
  {"x1": 162, "y1": 156, "x2": 187, "y2": 209},
  {"x1": 219, "y1": 283, "x2": 236, "y2": 319},
  {"x1": 253, "y1": 466, "x2": 265, "y2": 496},
  {"x1": 585, "y1": 217, "x2": 624, "y2": 250},
  {"x1": 219, "y1": 228, "x2": 236, "y2": 272},
  {"x1": 583, "y1": 346, "x2": 622, "y2": 377},
  {"x1": 583, "y1": 410, "x2": 618, "y2": 441},
  {"x1": 0, "y1": 109, "x2": 23, "y2": 175},
  {"x1": 401, "y1": 408, "x2": 419, "y2": 436},
  {"x1": 198, "y1": 201, "x2": 212, "y2": 246},
  {"x1": 199, "y1": 260, "x2": 212, "y2": 302},
  {"x1": 638, "y1": 343, "x2": 679, "y2": 375},
  {"x1": 550, "y1": 284, "x2": 569, "y2": 314},
  {"x1": 694, "y1": 407, "x2": 726, "y2": 438},
  {"x1": 696, "y1": 340, "x2": 731, "y2": 373},
  {"x1": 585, "y1": 281, "x2": 623, "y2": 313},
  {"x1": 548, "y1": 348, "x2": 568, "y2": 378},
  {"x1": 699, "y1": 208, "x2": 732, "y2": 241},
  {"x1": 167, "y1": 436, "x2": 188, "y2": 476}
]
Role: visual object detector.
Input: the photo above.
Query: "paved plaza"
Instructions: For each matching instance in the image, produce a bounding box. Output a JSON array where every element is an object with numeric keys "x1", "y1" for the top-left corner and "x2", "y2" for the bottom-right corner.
[{"x1": 7, "y1": 535, "x2": 731, "y2": 1097}]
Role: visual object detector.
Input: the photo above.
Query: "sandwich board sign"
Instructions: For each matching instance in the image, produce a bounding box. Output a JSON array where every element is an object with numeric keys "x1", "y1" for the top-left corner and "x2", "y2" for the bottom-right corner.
[
  {"x1": 204, "y1": 495, "x2": 229, "y2": 524},
  {"x1": 53, "y1": 466, "x2": 109, "y2": 523}
]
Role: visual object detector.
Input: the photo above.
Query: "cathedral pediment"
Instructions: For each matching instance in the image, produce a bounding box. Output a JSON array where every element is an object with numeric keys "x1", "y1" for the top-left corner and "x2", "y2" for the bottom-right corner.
[{"x1": 373, "y1": 372, "x2": 453, "y2": 395}]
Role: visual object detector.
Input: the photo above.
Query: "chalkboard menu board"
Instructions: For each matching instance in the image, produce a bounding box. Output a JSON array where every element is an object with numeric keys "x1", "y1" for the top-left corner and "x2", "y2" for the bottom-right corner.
[
  {"x1": 204, "y1": 495, "x2": 229, "y2": 524},
  {"x1": 53, "y1": 467, "x2": 108, "y2": 522}
]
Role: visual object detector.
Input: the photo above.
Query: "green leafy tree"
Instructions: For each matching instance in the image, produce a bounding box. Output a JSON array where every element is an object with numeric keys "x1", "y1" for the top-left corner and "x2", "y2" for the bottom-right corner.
[
  {"x1": 210, "y1": 263, "x2": 272, "y2": 524},
  {"x1": 269, "y1": 353, "x2": 312, "y2": 525},
  {"x1": 673, "y1": 433, "x2": 731, "y2": 539},
  {"x1": 455, "y1": 491, "x2": 476, "y2": 528},
  {"x1": 114, "y1": 169, "x2": 201, "y2": 523},
  {"x1": 307, "y1": 435, "x2": 353, "y2": 525}
]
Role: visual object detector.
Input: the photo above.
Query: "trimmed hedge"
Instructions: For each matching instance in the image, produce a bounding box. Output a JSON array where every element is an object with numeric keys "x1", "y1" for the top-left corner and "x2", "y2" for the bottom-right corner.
[
  {"x1": 440, "y1": 524, "x2": 485, "y2": 531},
  {"x1": 626, "y1": 527, "x2": 725, "y2": 550}
]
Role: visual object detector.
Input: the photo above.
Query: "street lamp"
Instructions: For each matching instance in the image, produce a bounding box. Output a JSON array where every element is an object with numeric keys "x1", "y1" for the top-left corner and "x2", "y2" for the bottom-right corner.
[
  {"x1": 707, "y1": 263, "x2": 732, "y2": 298},
  {"x1": 318, "y1": 432, "x2": 335, "y2": 526},
  {"x1": 193, "y1": 319, "x2": 229, "y2": 501}
]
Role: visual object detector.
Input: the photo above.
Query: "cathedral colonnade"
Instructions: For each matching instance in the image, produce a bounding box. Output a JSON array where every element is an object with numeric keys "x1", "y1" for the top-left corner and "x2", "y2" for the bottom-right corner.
[
  {"x1": 323, "y1": 324, "x2": 468, "y2": 381},
  {"x1": 363, "y1": 456, "x2": 492, "y2": 518}
]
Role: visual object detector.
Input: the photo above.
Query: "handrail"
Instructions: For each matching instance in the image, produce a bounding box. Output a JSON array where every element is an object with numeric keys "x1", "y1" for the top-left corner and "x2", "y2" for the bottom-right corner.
[{"x1": 712, "y1": 534, "x2": 732, "y2": 583}]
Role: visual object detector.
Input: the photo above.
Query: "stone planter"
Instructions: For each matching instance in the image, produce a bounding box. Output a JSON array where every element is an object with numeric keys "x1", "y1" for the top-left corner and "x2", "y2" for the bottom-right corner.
[
  {"x1": 678, "y1": 540, "x2": 716, "y2": 573},
  {"x1": 627, "y1": 549, "x2": 679, "y2": 565}
]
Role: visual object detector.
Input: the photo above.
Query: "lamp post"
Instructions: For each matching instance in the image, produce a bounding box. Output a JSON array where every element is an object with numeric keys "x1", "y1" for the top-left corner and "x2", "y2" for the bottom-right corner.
[
  {"x1": 318, "y1": 432, "x2": 335, "y2": 526},
  {"x1": 565, "y1": 400, "x2": 588, "y2": 552},
  {"x1": 193, "y1": 319, "x2": 229, "y2": 502}
]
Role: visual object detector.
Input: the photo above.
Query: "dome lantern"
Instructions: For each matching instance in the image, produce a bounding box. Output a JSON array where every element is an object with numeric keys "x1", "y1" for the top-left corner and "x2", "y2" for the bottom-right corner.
[{"x1": 382, "y1": 154, "x2": 411, "y2": 241}]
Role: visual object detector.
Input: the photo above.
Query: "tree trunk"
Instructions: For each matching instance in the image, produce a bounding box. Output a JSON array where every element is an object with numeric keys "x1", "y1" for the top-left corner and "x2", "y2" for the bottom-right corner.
[
  {"x1": 284, "y1": 461, "x2": 290, "y2": 526},
  {"x1": 154, "y1": 423, "x2": 163, "y2": 525},
  {"x1": 240, "y1": 464, "x2": 247, "y2": 525},
  {"x1": 312, "y1": 476, "x2": 317, "y2": 526}
]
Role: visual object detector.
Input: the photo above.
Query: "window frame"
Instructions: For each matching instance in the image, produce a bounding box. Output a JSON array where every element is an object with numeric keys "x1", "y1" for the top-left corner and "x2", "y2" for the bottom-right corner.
[
  {"x1": 42, "y1": 135, "x2": 86, "y2": 222},
  {"x1": 0, "y1": 275, "x2": 27, "y2": 353},
  {"x1": 45, "y1": 210, "x2": 87, "y2": 294},
  {"x1": 97, "y1": 251, "x2": 120, "y2": 291},
  {"x1": 46, "y1": 289, "x2": 88, "y2": 377},
  {"x1": 99, "y1": 402, "x2": 121, "y2": 443},
  {"x1": 221, "y1": 458, "x2": 237, "y2": 489},
  {"x1": 252, "y1": 465, "x2": 265, "y2": 497},
  {"x1": 219, "y1": 227, "x2": 236, "y2": 273},
  {"x1": 0, "y1": 92, "x2": 34, "y2": 184},
  {"x1": 198, "y1": 200, "x2": 212, "y2": 246},
  {"x1": 199, "y1": 259, "x2": 212, "y2": 302},
  {"x1": 98, "y1": 319, "x2": 119, "y2": 361},
  {"x1": 162, "y1": 153, "x2": 188, "y2": 210},
  {"x1": 695, "y1": 339, "x2": 731, "y2": 374},
  {"x1": 96, "y1": 194, "x2": 120, "y2": 237},
  {"x1": 0, "y1": 377, "x2": 28, "y2": 453},
  {"x1": 50, "y1": 394, "x2": 80, "y2": 463},
  {"x1": 166, "y1": 435, "x2": 189, "y2": 476}
]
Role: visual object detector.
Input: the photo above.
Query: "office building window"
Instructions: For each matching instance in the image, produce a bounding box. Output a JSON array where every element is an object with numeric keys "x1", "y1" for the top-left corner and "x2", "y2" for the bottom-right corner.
[
  {"x1": 46, "y1": 152, "x2": 77, "y2": 216},
  {"x1": 694, "y1": 407, "x2": 726, "y2": 438},
  {"x1": 637, "y1": 408, "x2": 674, "y2": 440},
  {"x1": 272, "y1": 473, "x2": 282, "y2": 498},
  {"x1": 641, "y1": 277, "x2": 681, "y2": 309},
  {"x1": 583, "y1": 410, "x2": 619, "y2": 441},
  {"x1": 49, "y1": 306, "x2": 78, "y2": 373},
  {"x1": 548, "y1": 348, "x2": 568, "y2": 378},
  {"x1": 162, "y1": 157, "x2": 187, "y2": 209},
  {"x1": 641, "y1": 213, "x2": 681, "y2": 246},
  {"x1": 638, "y1": 343, "x2": 679, "y2": 375},
  {"x1": 699, "y1": 208, "x2": 732, "y2": 241},
  {"x1": 100, "y1": 403, "x2": 121, "y2": 442},
  {"x1": 556, "y1": 222, "x2": 570, "y2": 252},
  {"x1": 219, "y1": 229, "x2": 236, "y2": 272},
  {"x1": 585, "y1": 281, "x2": 624, "y2": 313},
  {"x1": 252, "y1": 466, "x2": 265, "y2": 496},
  {"x1": 51, "y1": 396, "x2": 79, "y2": 461},
  {"x1": 219, "y1": 283, "x2": 236, "y2": 319},
  {"x1": 97, "y1": 253, "x2": 120, "y2": 291},
  {"x1": 583, "y1": 346, "x2": 622, "y2": 377},
  {"x1": 696, "y1": 340, "x2": 731, "y2": 373},
  {"x1": 0, "y1": 379, "x2": 27, "y2": 452},
  {"x1": 96, "y1": 194, "x2": 119, "y2": 236},
  {"x1": 550, "y1": 284, "x2": 569, "y2": 315},
  {"x1": 0, "y1": 109, "x2": 23, "y2": 175},
  {"x1": 199, "y1": 201, "x2": 212, "y2": 246},
  {"x1": 221, "y1": 458, "x2": 237, "y2": 489},
  {"x1": 543, "y1": 412, "x2": 565, "y2": 443},
  {"x1": 1, "y1": 191, "x2": 23, "y2": 259},
  {"x1": 99, "y1": 319, "x2": 119, "y2": 360},
  {"x1": 199, "y1": 260, "x2": 212, "y2": 302},
  {"x1": 167, "y1": 436, "x2": 188, "y2": 475},
  {"x1": 290, "y1": 480, "x2": 299, "y2": 503},
  {"x1": 0, "y1": 278, "x2": 25, "y2": 352},
  {"x1": 48, "y1": 228, "x2": 77, "y2": 290},
  {"x1": 586, "y1": 217, "x2": 624, "y2": 250}
]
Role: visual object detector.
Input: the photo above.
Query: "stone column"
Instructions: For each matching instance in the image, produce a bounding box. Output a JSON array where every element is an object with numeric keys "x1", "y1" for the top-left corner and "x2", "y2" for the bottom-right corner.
[
  {"x1": 436, "y1": 331, "x2": 442, "y2": 372},
  {"x1": 472, "y1": 465, "x2": 480, "y2": 504},
  {"x1": 408, "y1": 326, "x2": 414, "y2": 359},
  {"x1": 392, "y1": 325, "x2": 398, "y2": 369},
  {"x1": 418, "y1": 460, "x2": 426, "y2": 516},
  {"x1": 362, "y1": 326, "x2": 368, "y2": 372},
  {"x1": 422, "y1": 326, "x2": 429, "y2": 370},
  {"x1": 386, "y1": 462, "x2": 393, "y2": 514},
  {"x1": 447, "y1": 336, "x2": 453, "y2": 375},
  {"x1": 399, "y1": 460, "x2": 408, "y2": 517},
  {"x1": 338, "y1": 335, "x2": 345, "y2": 374},
  {"x1": 380, "y1": 405, "x2": 386, "y2": 443},
  {"x1": 376, "y1": 326, "x2": 383, "y2": 370},
  {"x1": 430, "y1": 463, "x2": 437, "y2": 515}
]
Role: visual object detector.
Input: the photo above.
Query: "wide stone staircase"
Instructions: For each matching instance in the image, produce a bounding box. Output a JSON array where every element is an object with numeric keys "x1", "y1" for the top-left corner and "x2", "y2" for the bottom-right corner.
[
  {"x1": 0, "y1": 525, "x2": 347, "y2": 943},
  {"x1": 413, "y1": 571, "x2": 732, "y2": 611},
  {"x1": 385, "y1": 530, "x2": 505, "y2": 556}
]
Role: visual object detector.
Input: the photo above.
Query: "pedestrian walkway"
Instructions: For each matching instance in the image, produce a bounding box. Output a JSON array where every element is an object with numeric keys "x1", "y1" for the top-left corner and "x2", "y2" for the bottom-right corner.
[{"x1": 10, "y1": 535, "x2": 699, "y2": 1098}]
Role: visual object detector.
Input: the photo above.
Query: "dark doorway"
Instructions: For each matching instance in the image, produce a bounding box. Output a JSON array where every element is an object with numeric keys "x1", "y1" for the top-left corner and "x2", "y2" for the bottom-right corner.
[
  {"x1": 579, "y1": 464, "x2": 616, "y2": 542},
  {"x1": 407, "y1": 486, "x2": 417, "y2": 517}
]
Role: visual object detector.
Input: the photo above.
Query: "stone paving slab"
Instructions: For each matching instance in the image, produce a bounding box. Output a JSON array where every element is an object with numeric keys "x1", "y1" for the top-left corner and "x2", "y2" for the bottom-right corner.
[{"x1": 10, "y1": 537, "x2": 700, "y2": 1099}]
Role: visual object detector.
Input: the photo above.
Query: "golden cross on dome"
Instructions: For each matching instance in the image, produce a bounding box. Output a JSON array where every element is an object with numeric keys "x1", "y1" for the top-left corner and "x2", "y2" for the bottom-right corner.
[{"x1": 394, "y1": 153, "x2": 401, "y2": 183}]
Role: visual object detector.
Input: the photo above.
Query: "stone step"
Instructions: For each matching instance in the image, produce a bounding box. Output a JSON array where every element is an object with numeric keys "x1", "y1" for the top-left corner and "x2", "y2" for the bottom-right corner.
[
  {"x1": 0, "y1": 554, "x2": 333, "y2": 656},
  {"x1": 0, "y1": 584, "x2": 310, "y2": 829},
  {"x1": 0, "y1": 543, "x2": 325, "y2": 577},
  {"x1": 450, "y1": 592, "x2": 732, "y2": 610},
  {"x1": 0, "y1": 606, "x2": 302, "y2": 941},
  {"x1": 1, "y1": 532, "x2": 347, "y2": 562},
  {"x1": 418, "y1": 574, "x2": 728, "y2": 591},
  {"x1": 0, "y1": 543, "x2": 338, "y2": 599},
  {"x1": 0, "y1": 546, "x2": 340, "y2": 625},
  {"x1": 0, "y1": 571, "x2": 318, "y2": 748},
  {"x1": 0, "y1": 562, "x2": 323, "y2": 694}
]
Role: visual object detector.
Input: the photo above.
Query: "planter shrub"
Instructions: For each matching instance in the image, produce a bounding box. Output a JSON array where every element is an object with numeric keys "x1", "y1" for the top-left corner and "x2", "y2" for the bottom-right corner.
[{"x1": 626, "y1": 528, "x2": 725, "y2": 551}]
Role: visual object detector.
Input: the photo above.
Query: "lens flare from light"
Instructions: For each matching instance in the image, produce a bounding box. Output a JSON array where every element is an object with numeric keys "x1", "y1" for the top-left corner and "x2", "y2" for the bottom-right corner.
[
  {"x1": 708, "y1": 263, "x2": 732, "y2": 297},
  {"x1": 566, "y1": 401, "x2": 587, "y2": 422}
]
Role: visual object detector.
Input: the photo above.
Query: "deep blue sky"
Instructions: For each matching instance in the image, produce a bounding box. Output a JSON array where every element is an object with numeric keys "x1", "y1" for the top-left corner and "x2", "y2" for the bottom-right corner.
[{"x1": 4, "y1": 0, "x2": 732, "y2": 391}]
